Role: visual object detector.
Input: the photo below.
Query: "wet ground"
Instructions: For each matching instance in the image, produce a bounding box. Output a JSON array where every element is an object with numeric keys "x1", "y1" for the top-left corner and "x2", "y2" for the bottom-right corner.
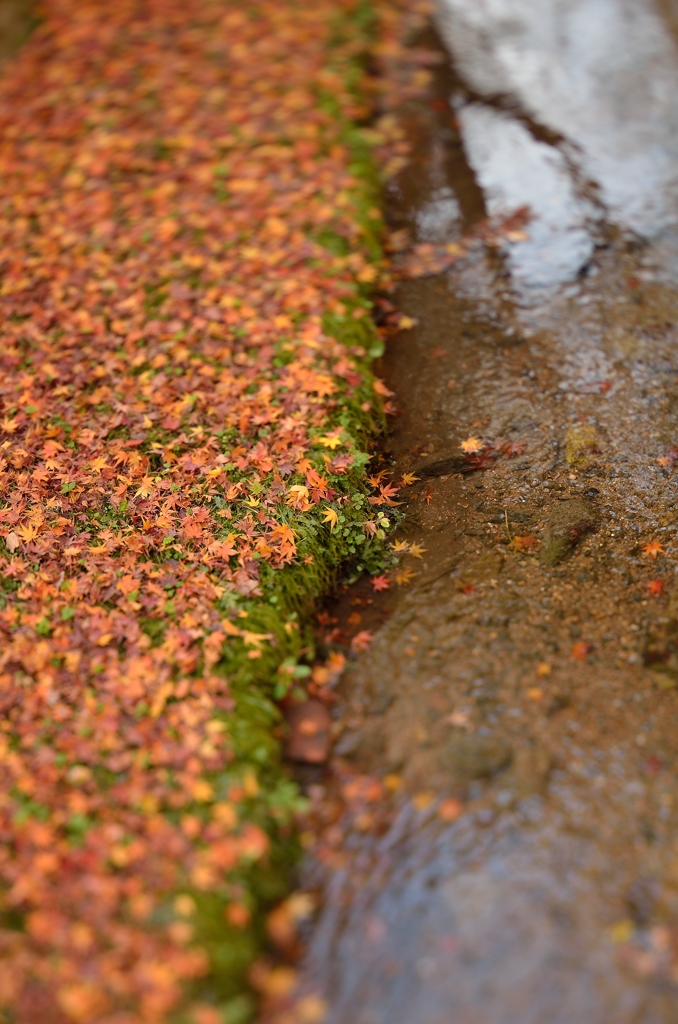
[{"x1": 283, "y1": 3, "x2": 678, "y2": 1022}]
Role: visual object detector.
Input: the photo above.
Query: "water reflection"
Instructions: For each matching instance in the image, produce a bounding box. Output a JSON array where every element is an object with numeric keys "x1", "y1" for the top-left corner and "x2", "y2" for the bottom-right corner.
[
  {"x1": 437, "y1": 0, "x2": 678, "y2": 286},
  {"x1": 457, "y1": 102, "x2": 596, "y2": 287}
]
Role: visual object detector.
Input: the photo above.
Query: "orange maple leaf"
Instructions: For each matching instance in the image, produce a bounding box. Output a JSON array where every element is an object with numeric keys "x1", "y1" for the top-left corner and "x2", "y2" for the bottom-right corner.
[
  {"x1": 351, "y1": 630, "x2": 374, "y2": 653},
  {"x1": 570, "y1": 641, "x2": 592, "y2": 662},
  {"x1": 459, "y1": 436, "x2": 483, "y2": 454},
  {"x1": 643, "y1": 540, "x2": 664, "y2": 558},
  {"x1": 511, "y1": 535, "x2": 540, "y2": 552}
]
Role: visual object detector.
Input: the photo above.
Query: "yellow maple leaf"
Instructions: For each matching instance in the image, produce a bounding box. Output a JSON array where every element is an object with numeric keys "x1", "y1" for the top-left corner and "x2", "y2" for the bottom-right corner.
[
  {"x1": 242, "y1": 631, "x2": 272, "y2": 649},
  {"x1": 135, "y1": 476, "x2": 155, "y2": 499},
  {"x1": 16, "y1": 523, "x2": 37, "y2": 542},
  {"x1": 391, "y1": 540, "x2": 409, "y2": 552},
  {"x1": 460, "y1": 436, "x2": 483, "y2": 454},
  {"x1": 399, "y1": 472, "x2": 420, "y2": 486},
  {"x1": 321, "y1": 507, "x2": 338, "y2": 531},
  {"x1": 394, "y1": 567, "x2": 416, "y2": 585},
  {"x1": 318, "y1": 433, "x2": 343, "y2": 450},
  {"x1": 408, "y1": 543, "x2": 427, "y2": 559}
]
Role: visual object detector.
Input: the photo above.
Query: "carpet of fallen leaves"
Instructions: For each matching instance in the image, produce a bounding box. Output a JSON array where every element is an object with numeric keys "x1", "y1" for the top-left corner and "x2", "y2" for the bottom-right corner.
[{"x1": 0, "y1": 0, "x2": 407, "y2": 1020}]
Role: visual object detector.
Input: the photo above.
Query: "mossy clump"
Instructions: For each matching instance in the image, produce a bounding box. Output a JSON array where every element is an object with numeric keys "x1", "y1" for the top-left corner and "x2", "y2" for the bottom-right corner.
[
  {"x1": 540, "y1": 498, "x2": 598, "y2": 566},
  {"x1": 565, "y1": 423, "x2": 600, "y2": 469}
]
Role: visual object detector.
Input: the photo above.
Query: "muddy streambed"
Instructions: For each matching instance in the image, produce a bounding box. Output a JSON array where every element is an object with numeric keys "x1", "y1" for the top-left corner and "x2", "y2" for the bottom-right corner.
[{"x1": 288, "y1": 4, "x2": 678, "y2": 1023}]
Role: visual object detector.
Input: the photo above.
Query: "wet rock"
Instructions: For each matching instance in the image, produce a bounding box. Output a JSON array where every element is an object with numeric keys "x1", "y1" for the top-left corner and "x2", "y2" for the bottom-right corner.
[
  {"x1": 511, "y1": 742, "x2": 554, "y2": 796},
  {"x1": 437, "y1": 733, "x2": 513, "y2": 784},
  {"x1": 541, "y1": 497, "x2": 598, "y2": 565},
  {"x1": 416, "y1": 452, "x2": 477, "y2": 477},
  {"x1": 458, "y1": 550, "x2": 504, "y2": 587},
  {"x1": 627, "y1": 877, "x2": 660, "y2": 927}
]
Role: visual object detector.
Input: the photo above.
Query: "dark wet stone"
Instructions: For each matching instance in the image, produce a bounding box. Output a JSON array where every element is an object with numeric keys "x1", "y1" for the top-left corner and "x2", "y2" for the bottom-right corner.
[
  {"x1": 541, "y1": 497, "x2": 598, "y2": 566},
  {"x1": 438, "y1": 733, "x2": 513, "y2": 783},
  {"x1": 416, "y1": 452, "x2": 478, "y2": 477},
  {"x1": 627, "y1": 876, "x2": 659, "y2": 926}
]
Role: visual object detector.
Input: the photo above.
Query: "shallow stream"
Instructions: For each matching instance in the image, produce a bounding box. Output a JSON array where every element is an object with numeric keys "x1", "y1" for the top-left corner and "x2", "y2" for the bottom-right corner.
[{"x1": 292, "y1": 2, "x2": 678, "y2": 1021}]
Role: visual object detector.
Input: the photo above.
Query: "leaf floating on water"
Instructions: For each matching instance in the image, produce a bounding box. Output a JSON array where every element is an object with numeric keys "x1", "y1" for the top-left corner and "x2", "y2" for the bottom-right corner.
[
  {"x1": 351, "y1": 630, "x2": 375, "y2": 654},
  {"x1": 408, "y1": 543, "x2": 427, "y2": 559},
  {"x1": 570, "y1": 641, "x2": 593, "y2": 662},
  {"x1": 643, "y1": 541, "x2": 664, "y2": 559},
  {"x1": 459, "y1": 436, "x2": 484, "y2": 454}
]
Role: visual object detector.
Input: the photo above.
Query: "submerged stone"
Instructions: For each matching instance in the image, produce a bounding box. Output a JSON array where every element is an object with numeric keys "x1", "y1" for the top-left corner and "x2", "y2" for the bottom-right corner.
[{"x1": 541, "y1": 497, "x2": 598, "y2": 566}]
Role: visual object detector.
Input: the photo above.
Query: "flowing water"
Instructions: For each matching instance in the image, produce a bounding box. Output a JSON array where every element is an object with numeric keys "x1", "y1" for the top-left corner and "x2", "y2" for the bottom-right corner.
[{"x1": 288, "y1": 2, "x2": 678, "y2": 1021}]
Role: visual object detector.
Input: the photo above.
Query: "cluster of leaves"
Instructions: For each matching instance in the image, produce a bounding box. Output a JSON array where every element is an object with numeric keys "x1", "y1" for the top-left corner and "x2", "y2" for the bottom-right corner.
[{"x1": 0, "y1": 0, "x2": 398, "y2": 1021}]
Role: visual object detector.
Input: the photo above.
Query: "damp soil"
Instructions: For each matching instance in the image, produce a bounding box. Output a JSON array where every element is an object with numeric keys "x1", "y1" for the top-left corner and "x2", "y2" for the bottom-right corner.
[{"x1": 284, "y1": 10, "x2": 678, "y2": 1024}]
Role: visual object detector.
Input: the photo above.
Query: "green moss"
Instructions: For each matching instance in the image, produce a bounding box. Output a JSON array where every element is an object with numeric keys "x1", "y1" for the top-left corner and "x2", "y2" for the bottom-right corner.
[
  {"x1": 164, "y1": 3, "x2": 391, "y2": 1018},
  {"x1": 565, "y1": 423, "x2": 600, "y2": 469}
]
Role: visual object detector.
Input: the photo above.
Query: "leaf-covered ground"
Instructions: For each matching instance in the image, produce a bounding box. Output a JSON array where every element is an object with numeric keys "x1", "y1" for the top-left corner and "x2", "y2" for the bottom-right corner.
[{"x1": 0, "y1": 1, "x2": 407, "y2": 1019}]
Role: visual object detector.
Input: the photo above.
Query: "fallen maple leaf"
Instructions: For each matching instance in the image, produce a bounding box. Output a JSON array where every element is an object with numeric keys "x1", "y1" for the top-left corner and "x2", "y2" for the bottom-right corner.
[
  {"x1": 371, "y1": 574, "x2": 390, "y2": 591},
  {"x1": 394, "y1": 567, "x2": 416, "y2": 585},
  {"x1": 648, "y1": 579, "x2": 664, "y2": 596},
  {"x1": 408, "y1": 543, "x2": 426, "y2": 559},
  {"x1": 643, "y1": 541, "x2": 664, "y2": 559},
  {"x1": 391, "y1": 539, "x2": 409, "y2": 552},
  {"x1": 318, "y1": 433, "x2": 343, "y2": 450},
  {"x1": 459, "y1": 436, "x2": 483, "y2": 454},
  {"x1": 351, "y1": 630, "x2": 374, "y2": 653},
  {"x1": 570, "y1": 641, "x2": 592, "y2": 661},
  {"x1": 321, "y1": 507, "x2": 338, "y2": 531},
  {"x1": 399, "y1": 472, "x2": 419, "y2": 486},
  {"x1": 511, "y1": 535, "x2": 540, "y2": 552}
]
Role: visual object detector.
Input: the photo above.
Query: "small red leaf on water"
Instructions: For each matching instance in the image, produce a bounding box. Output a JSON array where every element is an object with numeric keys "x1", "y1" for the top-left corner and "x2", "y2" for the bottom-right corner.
[
  {"x1": 371, "y1": 574, "x2": 390, "y2": 592},
  {"x1": 643, "y1": 541, "x2": 664, "y2": 559},
  {"x1": 648, "y1": 579, "x2": 664, "y2": 596},
  {"x1": 570, "y1": 641, "x2": 592, "y2": 662},
  {"x1": 351, "y1": 630, "x2": 374, "y2": 654}
]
